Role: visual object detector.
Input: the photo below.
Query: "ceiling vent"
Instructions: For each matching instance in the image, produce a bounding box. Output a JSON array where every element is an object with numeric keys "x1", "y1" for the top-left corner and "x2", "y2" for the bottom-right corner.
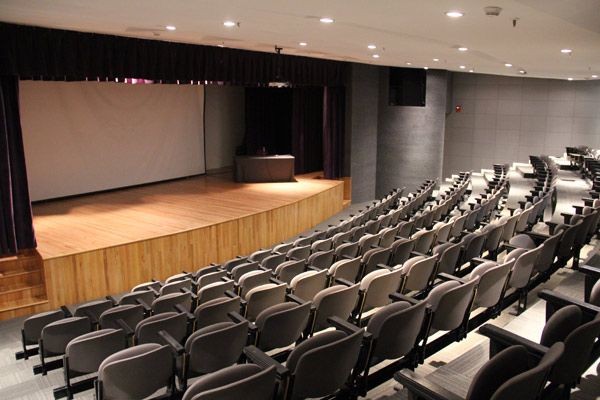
[{"x1": 484, "y1": 6, "x2": 503, "y2": 16}]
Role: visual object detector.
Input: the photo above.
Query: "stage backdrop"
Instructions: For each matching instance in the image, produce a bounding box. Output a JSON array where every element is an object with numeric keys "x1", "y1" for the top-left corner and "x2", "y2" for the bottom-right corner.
[{"x1": 19, "y1": 81, "x2": 205, "y2": 201}]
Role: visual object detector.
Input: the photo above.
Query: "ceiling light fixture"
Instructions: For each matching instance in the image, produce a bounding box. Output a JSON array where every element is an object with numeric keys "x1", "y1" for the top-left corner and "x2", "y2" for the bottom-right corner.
[
  {"x1": 459, "y1": 65, "x2": 466, "y2": 69},
  {"x1": 165, "y1": 25, "x2": 176, "y2": 31},
  {"x1": 458, "y1": 47, "x2": 468, "y2": 52},
  {"x1": 567, "y1": 77, "x2": 574, "y2": 81},
  {"x1": 367, "y1": 44, "x2": 377, "y2": 50},
  {"x1": 372, "y1": 54, "x2": 380, "y2": 59},
  {"x1": 320, "y1": 17, "x2": 334, "y2": 23},
  {"x1": 424, "y1": 66, "x2": 429, "y2": 70},
  {"x1": 223, "y1": 20, "x2": 237, "y2": 27},
  {"x1": 406, "y1": 62, "x2": 412, "y2": 65},
  {"x1": 519, "y1": 69, "x2": 527, "y2": 74},
  {"x1": 592, "y1": 75, "x2": 599, "y2": 79},
  {"x1": 504, "y1": 63, "x2": 513, "y2": 67},
  {"x1": 469, "y1": 69, "x2": 474, "y2": 73},
  {"x1": 446, "y1": 11, "x2": 464, "y2": 18},
  {"x1": 560, "y1": 48, "x2": 572, "y2": 54},
  {"x1": 433, "y1": 58, "x2": 440, "y2": 62},
  {"x1": 299, "y1": 42, "x2": 307, "y2": 46}
]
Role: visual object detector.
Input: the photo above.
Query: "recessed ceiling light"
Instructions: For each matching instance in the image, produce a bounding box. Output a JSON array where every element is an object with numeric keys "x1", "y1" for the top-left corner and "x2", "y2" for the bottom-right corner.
[
  {"x1": 372, "y1": 54, "x2": 380, "y2": 59},
  {"x1": 217, "y1": 44, "x2": 225, "y2": 48},
  {"x1": 504, "y1": 63, "x2": 513, "y2": 67},
  {"x1": 223, "y1": 21, "x2": 237, "y2": 27},
  {"x1": 424, "y1": 67, "x2": 429, "y2": 70},
  {"x1": 165, "y1": 25, "x2": 176, "y2": 31},
  {"x1": 459, "y1": 65, "x2": 466, "y2": 69},
  {"x1": 519, "y1": 69, "x2": 527, "y2": 74},
  {"x1": 299, "y1": 42, "x2": 307, "y2": 46},
  {"x1": 592, "y1": 75, "x2": 599, "y2": 79},
  {"x1": 458, "y1": 47, "x2": 468, "y2": 52},
  {"x1": 560, "y1": 48, "x2": 572, "y2": 54},
  {"x1": 320, "y1": 17, "x2": 334, "y2": 23},
  {"x1": 567, "y1": 77, "x2": 574, "y2": 81},
  {"x1": 433, "y1": 58, "x2": 440, "y2": 62},
  {"x1": 406, "y1": 62, "x2": 412, "y2": 65},
  {"x1": 367, "y1": 44, "x2": 377, "y2": 50},
  {"x1": 469, "y1": 69, "x2": 474, "y2": 73},
  {"x1": 446, "y1": 11, "x2": 464, "y2": 18}
]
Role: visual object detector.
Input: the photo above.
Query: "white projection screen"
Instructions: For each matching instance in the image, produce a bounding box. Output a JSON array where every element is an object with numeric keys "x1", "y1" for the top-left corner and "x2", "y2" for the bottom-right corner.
[{"x1": 19, "y1": 81, "x2": 205, "y2": 201}]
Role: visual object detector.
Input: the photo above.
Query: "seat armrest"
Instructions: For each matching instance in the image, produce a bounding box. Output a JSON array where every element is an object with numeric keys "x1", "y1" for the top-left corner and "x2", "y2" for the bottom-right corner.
[
  {"x1": 525, "y1": 231, "x2": 550, "y2": 243},
  {"x1": 376, "y1": 263, "x2": 393, "y2": 271},
  {"x1": 394, "y1": 369, "x2": 463, "y2": 400},
  {"x1": 174, "y1": 304, "x2": 195, "y2": 321},
  {"x1": 327, "y1": 316, "x2": 367, "y2": 338},
  {"x1": 538, "y1": 290, "x2": 600, "y2": 321},
  {"x1": 389, "y1": 292, "x2": 419, "y2": 305},
  {"x1": 579, "y1": 264, "x2": 600, "y2": 278},
  {"x1": 158, "y1": 330, "x2": 184, "y2": 356},
  {"x1": 136, "y1": 298, "x2": 152, "y2": 313},
  {"x1": 573, "y1": 205, "x2": 585, "y2": 214},
  {"x1": 410, "y1": 251, "x2": 428, "y2": 258},
  {"x1": 334, "y1": 277, "x2": 354, "y2": 287},
  {"x1": 560, "y1": 212, "x2": 573, "y2": 224},
  {"x1": 225, "y1": 289, "x2": 239, "y2": 298},
  {"x1": 105, "y1": 295, "x2": 118, "y2": 305},
  {"x1": 243, "y1": 346, "x2": 289, "y2": 378},
  {"x1": 285, "y1": 293, "x2": 307, "y2": 305},
  {"x1": 478, "y1": 324, "x2": 548, "y2": 360},
  {"x1": 545, "y1": 221, "x2": 558, "y2": 235},
  {"x1": 306, "y1": 265, "x2": 322, "y2": 272},
  {"x1": 181, "y1": 287, "x2": 197, "y2": 300},
  {"x1": 470, "y1": 257, "x2": 488, "y2": 266},
  {"x1": 115, "y1": 318, "x2": 134, "y2": 336},
  {"x1": 60, "y1": 305, "x2": 73, "y2": 318},
  {"x1": 507, "y1": 207, "x2": 516, "y2": 216},
  {"x1": 437, "y1": 272, "x2": 468, "y2": 284},
  {"x1": 269, "y1": 277, "x2": 286, "y2": 285},
  {"x1": 583, "y1": 197, "x2": 595, "y2": 206}
]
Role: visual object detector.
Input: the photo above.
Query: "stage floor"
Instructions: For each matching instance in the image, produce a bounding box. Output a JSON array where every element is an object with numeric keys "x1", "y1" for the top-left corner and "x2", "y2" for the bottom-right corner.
[{"x1": 33, "y1": 173, "x2": 343, "y2": 259}]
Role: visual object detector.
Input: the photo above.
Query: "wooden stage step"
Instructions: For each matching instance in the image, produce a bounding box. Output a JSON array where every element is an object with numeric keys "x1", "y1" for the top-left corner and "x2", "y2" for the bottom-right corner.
[{"x1": 0, "y1": 250, "x2": 48, "y2": 320}]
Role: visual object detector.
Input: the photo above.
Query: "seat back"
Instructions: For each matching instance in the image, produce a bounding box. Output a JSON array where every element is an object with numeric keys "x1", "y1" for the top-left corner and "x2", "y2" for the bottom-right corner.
[
  {"x1": 152, "y1": 292, "x2": 192, "y2": 314},
  {"x1": 332, "y1": 231, "x2": 353, "y2": 248},
  {"x1": 412, "y1": 229, "x2": 436, "y2": 254},
  {"x1": 509, "y1": 244, "x2": 543, "y2": 290},
  {"x1": 460, "y1": 232, "x2": 487, "y2": 265},
  {"x1": 465, "y1": 343, "x2": 564, "y2": 400},
  {"x1": 186, "y1": 321, "x2": 249, "y2": 375},
  {"x1": 230, "y1": 262, "x2": 260, "y2": 282},
  {"x1": 311, "y1": 238, "x2": 333, "y2": 252},
  {"x1": 260, "y1": 253, "x2": 286, "y2": 271},
  {"x1": 286, "y1": 245, "x2": 311, "y2": 261},
  {"x1": 360, "y1": 268, "x2": 404, "y2": 310},
  {"x1": 197, "y1": 280, "x2": 235, "y2": 305},
  {"x1": 390, "y1": 238, "x2": 415, "y2": 265},
  {"x1": 238, "y1": 270, "x2": 271, "y2": 298},
  {"x1": 312, "y1": 284, "x2": 360, "y2": 332},
  {"x1": 358, "y1": 234, "x2": 379, "y2": 255},
  {"x1": 248, "y1": 249, "x2": 272, "y2": 263},
  {"x1": 427, "y1": 279, "x2": 477, "y2": 331},
  {"x1": 328, "y1": 257, "x2": 361, "y2": 283},
  {"x1": 197, "y1": 270, "x2": 228, "y2": 289},
  {"x1": 274, "y1": 259, "x2": 305, "y2": 284},
  {"x1": 433, "y1": 221, "x2": 452, "y2": 244},
  {"x1": 194, "y1": 296, "x2": 241, "y2": 328},
  {"x1": 500, "y1": 214, "x2": 520, "y2": 242},
  {"x1": 432, "y1": 242, "x2": 461, "y2": 275},
  {"x1": 23, "y1": 310, "x2": 65, "y2": 344},
  {"x1": 135, "y1": 312, "x2": 187, "y2": 345},
  {"x1": 132, "y1": 281, "x2": 161, "y2": 293},
  {"x1": 379, "y1": 226, "x2": 400, "y2": 247},
  {"x1": 119, "y1": 289, "x2": 155, "y2": 307},
  {"x1": 98, "y1": 343, "x2": 173, "y2": 400},
  {"x1": 272, "y1": 242, "x2": 293, "y2": 254},
  {"x1": 244, "y1": 284, "x2": 287, "y2": 322},
  {"x1": 287, "y1": 329, "x2": 364, "y2": 399},
  {"x1": 534, "y1": 232, "x2": 561, "y2": 273},
  {"x1": 41, "y1": 317, "x2": 91, "y2": 355},
  {"x1": 361, "y1": 247, "x2": 392, "y2": 276},
  {"x1": 181, "y1": 364, "x2": 276, "y2": 400},
  {"x1": 470, "y1": 260, "x2": 513, "y2": 308},
  {"x1": 255, "y1": 301, "x2": 312, "y2": 351},
  {"x1": 307, "y1": 249, "x2": 335, "y2": 269},
  {"x1": 367, "y1": 301, "x2": 427, "y2": 360},
  {"x1": 397, "y1": 220, "x2": 415, "y2": 239},
  {"x1": 160, "y1": 279, "x2": 192, "y2": 296},
  {"x1": 74, "y1": 300, "x2": 113, "y2": 324},
  {"x1": 223, "y1": 257, "x2": 249, "y2": 273},
  {"x1": 401, "y1": 255, "x2": 438, "y2": 293},
  {"x1": 290, "y1": 270, "x2": 328, "y2": 301},
  {"x1": 450, "y1": 214, "x2": 467, "y2": 238},
  {"x1": 66, "y1": 329, "x2": 126, "y2": 374},
  {"x1": 99, "y1": 304, "x2": 145, "y2": 330},
  {"x1": 482, "y1": 222, "x2": 505, "y2": 253}
]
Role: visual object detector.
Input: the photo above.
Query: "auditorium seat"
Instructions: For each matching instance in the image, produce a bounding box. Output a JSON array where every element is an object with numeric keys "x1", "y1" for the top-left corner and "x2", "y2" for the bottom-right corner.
[
  {"x1": 96, "y1": 344, "x2": 174, "y2": 399},
  {"x1": 286, "y1": 245, "x2": 311, "y2": 261},
  {"x1": 73, "y1": 299, "x2": 113, "y2": 329},
  {"x1": 307, "y1": 249, "x2": 335, "y2": 269},
  {"x1": 197, "y1": 280, "x2": 235, "y2": 305},
  {"x1": 17, "y1": 309, "x2": 67, "y2": 360},
  {"x1": 35, "y1": 316, "x2": 91, "y2": 375},
  {"x1": 254, "y1": 300, "x2": 311, "y2": 352},
  {"x1": 328, "y1": 257, "x2": 361, "y2": 284},
  {"x1": 152, "y1": 291, "x2": 192, "y2": 315},
  {"x1": 432, "y1": 242, "x2": 462, "y2": 275},
  {"x1": 398, "y1": 255, "x2": 438, "y2": 296},
  {"x1": 505, "y1": 244, "x2": 544, "y2": 314},
  {"x1": 353, "y1": 267, "x2": 404, "y2": 323},
  {"x1": 230, "y1": 261, "x2": 260, "y2": 282},
  {"x1": 273, "y1": 259, "x2": 305, "y2": 283},
  {"x1": 135, "y1": 311, "x2": 187, "y2": 345},
  {"x1": 181, "y1": 363, "x2": 277, "y2": 400},
  {"x1": 260, "y1": 253, "x2": 286, "y2": 271},
  {"x1": 389, "y1": 237, "x2": 416, "y2": 266},
  {"x1": 99, "y1": 304, "x2": 145, "y2": 332},
  {"x1": 193, "y1": 296, "x2": 241, "y2": 329},
  {"x1": 361, "y1": 246, "x2": 392, "y2": 276},
  {"x1": 243, "y1": 283, "x2": 287, "y2": 322},
  {"x1": 310, "y1": 284, "x2": 360, "y2": 333}
]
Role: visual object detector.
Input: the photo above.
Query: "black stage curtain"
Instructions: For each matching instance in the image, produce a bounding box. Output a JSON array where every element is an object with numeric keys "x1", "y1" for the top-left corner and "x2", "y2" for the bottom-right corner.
[
  {"x1": 323, "y1": 86, "x2": 346, "y2": 179},
  {"x1": 0, "y1": 23, "x2": 345, "y2": 87},
  {"x1": 244, "y1": 88, "x2": 293, "y2": 156},
  {"x1": 0, "y1": 76, "x2": 36, "y2": 256},
  {"x1": 292, "y1": 87, "x2": 324, "y2": 174}
]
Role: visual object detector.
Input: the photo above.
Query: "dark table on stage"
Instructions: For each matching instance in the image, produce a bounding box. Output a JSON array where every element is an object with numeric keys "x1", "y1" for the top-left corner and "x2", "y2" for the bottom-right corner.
[{"x1": 234, "y1": 155, "x2": 296, "y2": 183}]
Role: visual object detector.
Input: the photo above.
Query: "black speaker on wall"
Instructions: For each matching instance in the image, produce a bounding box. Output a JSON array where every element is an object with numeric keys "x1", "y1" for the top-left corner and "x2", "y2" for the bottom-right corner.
[{"x1": 388, "y1": 67, "x2": 426, "y2": 107}]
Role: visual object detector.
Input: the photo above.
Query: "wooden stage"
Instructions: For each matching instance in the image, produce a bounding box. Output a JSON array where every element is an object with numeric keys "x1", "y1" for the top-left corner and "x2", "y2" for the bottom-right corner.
[{"x1": 0, "y1": 173, "x2": 344, "y2": 320}]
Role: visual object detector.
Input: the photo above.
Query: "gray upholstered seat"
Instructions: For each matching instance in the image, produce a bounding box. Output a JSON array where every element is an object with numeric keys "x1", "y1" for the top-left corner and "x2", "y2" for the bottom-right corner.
[
  {"x1": 432, "y1": 221, "x2": 453, "y2": 244},
  {"x1": 334, "y1": 241, "x2": 359, "y2": 260},
  {"x1": 41, "y1": 316, "x2": 92, "y2": 357},
  {"x1": 312, "y1": 284, "x2": 360, "y2": 332},
  {"x1": 358, "y1": 234, "x2": 379, "y2": 256},
  {"x1": 182, "y1": 320, "x2": 249, "y2": 380},
  {"x1": 284, "y1": 328, "x2": 364, "y2": 399},
  {"x1": 152, "y1": 291, "x2": 192, "y2": 314},
  {"x1": 196, "y1": 270, "x2": 227, "y2": 290},
  {"x1": 432, "y1": 242, "x2": 461, "y2": 275},
  {"x1": 328, "y1": 257, "x2": 361, "y2": 284},
  {"x1": 467, "y1": 259, "x2": 513, "y2": 309},
  {"x1": 307, "y1": 249, "x2": 335, "y2": 269},
  {"x1": 255, "y1": 301, "x2": 311, "y2": 351},
  {"x1": 361, "y1": 247, "x2": 392, "y2": 276},
  {"x1": 272, "y1": 242, "x2": 293, "y2": 254},
  {"x1": 508, "y1": 234, "x2": 536, "y2": 249},
  {"x1": 159, "y1": 278, "x2": 193, "y2": 296},
  {"x1": 244, "y1": 283, "x2": 287, "y2": 322},
  {"x1": 260, "y1": 253, "x2": 286, "y2": 271},
  {"x1": 197, "y1": 280, "x2": 235, "y2": 305},
  {"x1": 411, "y1": 229, "x2": 436, "y2": 254},
  {"x1": 74, "y1": 299, "x2": 113, "y2": 326},
  {"x1": 165, "y1": 272, "x2": 193, "y2": 284},
  {"x1": 230, "y1": 261, "x2": 260, "y2": 282},
  {"x1": 481, "y1": 221, "x2": 505, "y2": 259},
  {"x1": 397, "y1": 220, "x2": 415, "y2": 238},
  {"x1": 194, "y1": 296, "x2": 241, "y2": 329},
  {"x1": 131, "y1": 281, "x2": 161, "y2": 293},
  {"x1": 248, "y1": 248, "x2": 272, "y2": 263},
  {"x1": 379, "y1": 226, "x2": 400, "y2": 247},
  {"x1": 590, "y1": 279, "x2": 600, "y2": 306},
  {"x1": 311, "y1": 238, "x2": 333, "y2": 252},
  {"x1": 97, "y1": 343, "x2": 174, "y2": 400},
  {"x1": 389, "y1": 238, "x2": 416, "y2": 265},
  {"x1": 21, "y1": 309, "x2": 65, "y2": 350},
  {"x1": 135, "y1": 311, "x2": 187, "y2": 345},
  {"x1": 237, "y1": 269, "x2": 271, "y2": 298},
  {"x1": 118, "y1": 289, "x2": 155, "y2": 307},
  {"x1": 223, "y1": 257, "x2": 249, "y2": 273},
  {"x1": 286, "y1": 245, "x2": 311, "y2": 261},
  {"x1": 181, "y1": 364, "x2": 277, "y2": 400},
  {"x1": 355, "y1": 268, "x2": 404, "y2": 321},
  {"x1": 99, "y1": 304, "x2": 145, "y2": 330},
  {"x1": 398, "y1": 255, "x2": 438, "y2": 294},
  {"x1": 273, "y1": 259, "x2": 305, "y2": 284},
  {"x1": 289, "y1": 269, "x2": 328, "y2": 301},
  {"x1": 425, "y1": 278, "x2": 477, "y2": 332},
  {"x1": 332, "y1": 231, "x2": 353, "y2": 248}
]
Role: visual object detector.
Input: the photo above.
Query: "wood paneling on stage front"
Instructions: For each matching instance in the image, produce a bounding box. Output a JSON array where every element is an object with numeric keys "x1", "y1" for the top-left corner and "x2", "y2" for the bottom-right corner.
[{"x1": 36, "y1": 175, "x2": 344, "y2": 308}]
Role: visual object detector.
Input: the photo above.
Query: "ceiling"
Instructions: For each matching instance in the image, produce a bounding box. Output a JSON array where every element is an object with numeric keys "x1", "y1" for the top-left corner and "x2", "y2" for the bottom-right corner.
[{"x1": 0, "y1": 0, "x2": 599, "y2": 80}]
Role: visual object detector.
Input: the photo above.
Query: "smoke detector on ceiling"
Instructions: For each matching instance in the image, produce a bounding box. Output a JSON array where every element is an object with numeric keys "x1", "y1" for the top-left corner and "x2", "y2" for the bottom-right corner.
[{"x1": 484, "y1": 6, "x2": 503, "y2": 16}]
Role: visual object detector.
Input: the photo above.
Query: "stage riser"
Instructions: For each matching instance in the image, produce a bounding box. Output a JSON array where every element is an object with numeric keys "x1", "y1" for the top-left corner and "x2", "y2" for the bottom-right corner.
[{"x1": 40, "y1": 184, "x2": 344, "y2": 310}]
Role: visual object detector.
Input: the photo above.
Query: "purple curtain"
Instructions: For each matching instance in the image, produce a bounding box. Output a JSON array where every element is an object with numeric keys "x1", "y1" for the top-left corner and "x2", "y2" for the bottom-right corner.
[
  {"x1": 0, "y1": 76, "x2": 36, "y2": 256},
  {"x1": 323, "y1": 86, "x2": 346, "y2": 179},
  {"x1": 291, "y1": 87, "x2": 323, "y2": 174}
]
